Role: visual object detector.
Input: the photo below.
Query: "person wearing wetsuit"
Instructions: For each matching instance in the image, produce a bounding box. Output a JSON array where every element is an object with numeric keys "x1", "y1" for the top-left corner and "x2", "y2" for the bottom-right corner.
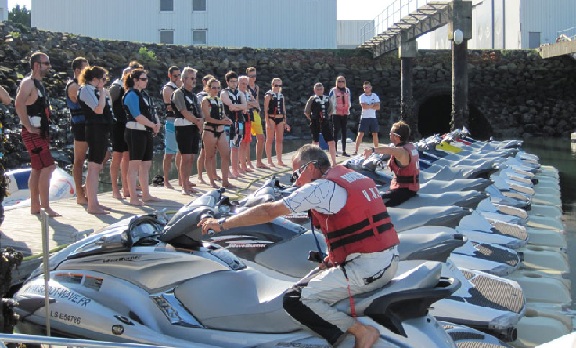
[
  {"x1": 15, "y1": 51, "x2": 59, "y2": 216},
  {"x1": 304, "y1": 82, "x2": 336, "y2": 165},
  {"x1": 109, "y1": 65, "x2": 134, "y2": 199},
  {"x1": 65, "y1": 56, "x2": 89, "y2": 205},
  {"x1": 201, "y1": 78, "x2": 233, "y2": 188},
  {"x1": 171, "y1": 67, "x2": 202, "y2": 195},
  {"x1": 220, "y1": 71, "x2": 247, "y2": 178},
  {"x1": 122, "y1": 68, "x2": 161, "y2": 206},
  {"x1": 364, "y1": 120, "x2": 420, "y2": 207},
  {"x1": 77, "y1": 66, "x2": 113, "y2": 215},
  {"x1": 263, "y1": 78, "x2": 290, "y2": 167}
]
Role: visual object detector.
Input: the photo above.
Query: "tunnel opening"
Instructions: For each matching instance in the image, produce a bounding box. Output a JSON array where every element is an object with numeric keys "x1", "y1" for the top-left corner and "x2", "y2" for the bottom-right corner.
[
  {"x1": 417, "y1": 95, "x2": 452, "y2": 137},
  {"x1": 417, "y1": 95, "x2": 493, "y2": 140}
]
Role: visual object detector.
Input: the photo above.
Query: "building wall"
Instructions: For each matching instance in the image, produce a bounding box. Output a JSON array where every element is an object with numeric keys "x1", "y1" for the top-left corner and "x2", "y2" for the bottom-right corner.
[
  {"x1": 416, "y1": 0, "x2": 575, "y2": 50},
  {"x1": 337, "y1": 20, "x2": 373, "y2": 49},
  {"x1": 31, "y1": 0, "x2": 337, "y2": 49},
  {"x1": 0, "y1": 0, "x2": 8, "y2": 21},
  {"x1": 520, "y1": 0, "x2": 576, "y2": 47}
]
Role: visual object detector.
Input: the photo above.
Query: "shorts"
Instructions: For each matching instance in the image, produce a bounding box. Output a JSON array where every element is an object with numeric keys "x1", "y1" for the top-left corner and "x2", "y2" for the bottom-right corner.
[
  {"x1": 310, "y1": 117, "x2": 334, "y2": 143},
  {"x1": 358, "y1": 118, "x2": 379, "y2": 134},
  {"x1": 229, "y1": 121, "x2": 244, "y2": 148},
  {"x1": 164, "y1": 119, "x2": 178, "y2": 155},
  {"x1": 125, "y1": 128, "x2": 154, "y2": 162},
  {"x1": 85, "y1": 123, "x2": 110, "y2": 165},
  {"x1": 21, "y1": 127, "x2": 54, "y2": 170},
  {"x1": 251, "y1": 110, "x2": 264, "y2": 136},
  {"x1": 175, "y1": 124, "x2": 200, "y2": 155},
  {"x1": 71, "y1": 122, "x2": 86, "y2": 142},
  {"x1": 242, "y1": 121, "x2": 252, "y2": 144},
  {"x1": 111, "y1": 122, "x2": 128, "y2": 152}
]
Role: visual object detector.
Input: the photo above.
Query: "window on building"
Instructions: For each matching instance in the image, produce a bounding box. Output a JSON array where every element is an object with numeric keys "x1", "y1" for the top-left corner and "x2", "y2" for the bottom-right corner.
[
  {"x1": 528, "y1": 32, "x2": 541, "y2": 49},
  {"x1": 160, "y1": 0, "x2": 173, "y2": 11},
  {"x1": 193, "y1": 30, "x2": 207, "y2": 45},
  {"x1": 193, "y1": 0, "x2": 206, "y2": 11},
  {"x1": 160, "y1": 30, "x2": 174, "y2": 44}
]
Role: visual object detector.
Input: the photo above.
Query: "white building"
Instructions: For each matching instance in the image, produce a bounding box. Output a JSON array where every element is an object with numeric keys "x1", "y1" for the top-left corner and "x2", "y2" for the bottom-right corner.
[
  {"x1": 419, "y1": 0, "x2": 576, "y2": 49},
  {"x1": 0, "y1": 0, "x2": 8, "y2": 22},
  {"x1": 30, "y1": 0, "x2": 337, "y2": 49}
]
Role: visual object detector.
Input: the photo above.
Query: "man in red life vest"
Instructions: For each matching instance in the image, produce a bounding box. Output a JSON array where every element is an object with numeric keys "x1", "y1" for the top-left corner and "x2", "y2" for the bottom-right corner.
[
  {"x1": 364, "y1": 120, "x2": 420, "y2": 207},
  {"x1": 199, "y1": 144, "x2": 399, "y2": 348}
]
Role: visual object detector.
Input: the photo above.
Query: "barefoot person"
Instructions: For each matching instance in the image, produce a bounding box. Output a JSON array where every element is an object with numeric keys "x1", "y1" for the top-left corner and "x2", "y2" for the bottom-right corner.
[
  {"x1": 65, "y1": 56, "x2": 89, "y2": 205},
  {"x1": 220, "y1": 71, "x2": 247, "y2": 178},
  {"x1": 109, "y1": 61, "x2": 142, "y2": 199},
  {"x1": 77, "y1": 66, "x2": 113, "y2": 214},
  {"x1": 199, "y1": 144, "x2": 399, "y2": 348},
  {"x1": 15, "y1": 51, "x2": 60, "y2": 217},
  {"x1": 264, "y1": 78, "x2": 290, "y2": 166},
  {"x1": 246, "y1": 67, "x2": 267, "y2": 169},
  {"x1": 122, "y1": 69, "x2": 161, "y2": 205},
  {"x1": 171, "y1": 67, "x2": 202, "y2": 195},
  {"x1": 161, "y1": 66, "x2": 183, "y2": 189},
  {"x1": 201, "y1": 78, "x2": 233, "y2": 188},
  {"x1": 195, "y1": 74, "x2": 214, "y2": 185}
]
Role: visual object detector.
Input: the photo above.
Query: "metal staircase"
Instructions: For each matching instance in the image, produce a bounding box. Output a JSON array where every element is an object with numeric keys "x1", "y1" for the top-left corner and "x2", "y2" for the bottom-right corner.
[{"x1": 359, "y1": 0, "x2": 452, "y2": 57}]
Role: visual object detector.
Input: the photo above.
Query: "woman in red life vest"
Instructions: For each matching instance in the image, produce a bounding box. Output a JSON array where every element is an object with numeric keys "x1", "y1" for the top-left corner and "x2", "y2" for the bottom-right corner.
[{"x1": 364, "y1": 120, "x2": 420, "y2": 207}]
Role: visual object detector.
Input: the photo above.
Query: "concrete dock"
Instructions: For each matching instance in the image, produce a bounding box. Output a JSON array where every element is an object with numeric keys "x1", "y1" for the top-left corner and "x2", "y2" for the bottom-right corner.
[{"x1": 0, "y1": 145, "x2": 368, "y2": 257}]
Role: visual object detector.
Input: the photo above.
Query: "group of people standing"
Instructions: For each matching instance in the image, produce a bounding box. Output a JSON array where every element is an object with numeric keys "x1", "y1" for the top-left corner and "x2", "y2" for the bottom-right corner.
[{"x1": 14, "y1": 51, "x2": 419, "y2": 219}]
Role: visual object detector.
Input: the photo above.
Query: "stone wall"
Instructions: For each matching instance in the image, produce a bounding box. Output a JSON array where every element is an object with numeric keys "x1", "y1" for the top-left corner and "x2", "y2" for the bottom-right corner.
[{"x1": 1, "y1": 21, "x2": 575, "y2": 169}]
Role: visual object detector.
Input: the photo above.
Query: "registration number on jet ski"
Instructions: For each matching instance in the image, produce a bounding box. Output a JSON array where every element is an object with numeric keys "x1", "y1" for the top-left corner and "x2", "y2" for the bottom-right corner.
[{"x1": 50, "y1": 311, "x2": 82, "y2": 325}]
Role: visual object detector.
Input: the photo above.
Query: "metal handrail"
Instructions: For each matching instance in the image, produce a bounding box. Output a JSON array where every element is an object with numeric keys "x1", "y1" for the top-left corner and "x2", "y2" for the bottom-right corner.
[
  {"x1": 360, "y1": 0, "x2": 450, "y2": 44},
  {"x1": 0, "y1": 333, "x2": 174, "y2": 348}
]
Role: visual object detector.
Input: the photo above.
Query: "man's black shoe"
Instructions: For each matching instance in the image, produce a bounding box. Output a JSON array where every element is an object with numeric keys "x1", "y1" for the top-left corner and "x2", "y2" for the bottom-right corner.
[{"x1": 342, "y1": 152, "x2": 350, "y2": 157}]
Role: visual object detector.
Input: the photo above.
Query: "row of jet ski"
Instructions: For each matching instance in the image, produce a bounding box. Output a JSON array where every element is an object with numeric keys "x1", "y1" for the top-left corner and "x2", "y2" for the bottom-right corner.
[{"x1": 11, "y1": 131, "x2": 568, "y2": 347}]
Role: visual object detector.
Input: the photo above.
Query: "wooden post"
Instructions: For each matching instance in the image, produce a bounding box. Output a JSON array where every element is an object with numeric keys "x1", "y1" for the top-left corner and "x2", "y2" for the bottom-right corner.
[{"x1": 449, "y1": 0, "x2": 472, "y2": 131}]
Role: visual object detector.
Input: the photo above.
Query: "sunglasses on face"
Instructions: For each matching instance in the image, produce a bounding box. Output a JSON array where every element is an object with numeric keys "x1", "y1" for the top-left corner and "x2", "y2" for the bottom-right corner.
[
  {"x1": 139, "y1": 77, "x2": 148, "y2": 81},
  {"x1": 274, "y1": 84, "x2": 282, "y2": 87},
  {"x1": 211, "y1": 86, "x2": 221, "y2": 90},
  {"x1": 290, "y1": 161, "x2": 317, "y2": 184}
]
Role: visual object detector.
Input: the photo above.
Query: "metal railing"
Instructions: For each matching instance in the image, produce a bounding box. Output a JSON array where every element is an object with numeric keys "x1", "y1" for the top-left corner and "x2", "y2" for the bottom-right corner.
[
  {"x1": 556, "y1": 26, "x2": 576, "y2": 41},
  {"x1": 360, "y1": 0, "x2": 450, "y2": 44}
]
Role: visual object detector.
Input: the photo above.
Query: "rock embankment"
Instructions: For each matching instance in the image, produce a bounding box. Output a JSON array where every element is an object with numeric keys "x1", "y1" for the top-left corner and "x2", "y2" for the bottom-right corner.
[{"x1": 1, "y1": 21, "x2": 575, "y2": 169}]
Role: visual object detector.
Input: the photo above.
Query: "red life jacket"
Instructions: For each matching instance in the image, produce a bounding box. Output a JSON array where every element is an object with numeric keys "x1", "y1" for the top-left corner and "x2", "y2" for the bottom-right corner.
[
  {"x1": 333, "y1": 87, "x2": 350, "y2": 115},
  {"x1": 310, "y1": 166, "x2": 399, "y2": 265},
  {"x1": 388, "y1": 142, "x2": 420, "y2": 192}
]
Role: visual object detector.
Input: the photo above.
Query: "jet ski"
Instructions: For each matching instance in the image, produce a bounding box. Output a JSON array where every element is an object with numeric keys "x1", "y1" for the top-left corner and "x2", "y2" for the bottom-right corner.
[
  {"x1": 163, "y1": 189, "x2": 526, "y2": 342},
  {"x1": 236, "y1": 178, "x2": 521, "y2": 276},
  {"x1": 14, "y1": 214, "x2": 459, "y2": 348}
]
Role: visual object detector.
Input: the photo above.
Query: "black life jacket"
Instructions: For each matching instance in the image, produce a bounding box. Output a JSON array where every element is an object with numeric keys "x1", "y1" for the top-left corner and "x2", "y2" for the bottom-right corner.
[
  {"x1": 161, "y1": 81, "x2": 178, "y2": 117},
  {"x1": 223, "y1": 87, "x2": 243, "y2": 122},
  {"x1": 310, "y1": 95, "x2": 330, "y2": 120},
  {"x1": 65, "y1": 78, "x2": 85, "y2": 124},
  {"x1": 110, "y1": 79, "x2": 127, "y2": 124},
  {"x1": 123, "y1": 89, "x2": 154, "y2": 130},
  {"x1": 171, "y1": 87, "x2": 200, "y2": 119},
  {"x1": 265, "y1": 90, "x2": 284, "y2": 114},
  {"x1": 26, "y1": 78, "x2": 50, "y2": 138},
  {"x1": 77, "y1": 85, "x2": 114, "y2": 125}
]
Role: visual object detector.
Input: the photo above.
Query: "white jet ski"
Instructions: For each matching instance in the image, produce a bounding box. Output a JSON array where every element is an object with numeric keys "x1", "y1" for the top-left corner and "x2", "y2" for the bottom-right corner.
[{"x1": 14, "y1": 214, "x2": 459, "y2": 348}]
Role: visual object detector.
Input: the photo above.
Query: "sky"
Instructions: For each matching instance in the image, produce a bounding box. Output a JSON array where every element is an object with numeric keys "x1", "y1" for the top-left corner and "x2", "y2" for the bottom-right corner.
[{"x1": 7, "y1": 0, "x2": 386, "y2": 20}]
